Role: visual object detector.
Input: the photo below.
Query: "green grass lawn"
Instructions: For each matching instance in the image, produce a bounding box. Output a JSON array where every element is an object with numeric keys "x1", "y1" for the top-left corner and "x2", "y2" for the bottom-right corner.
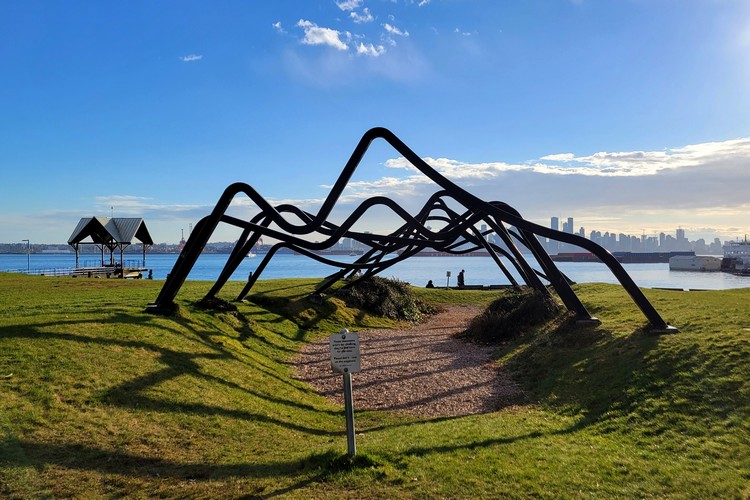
[{"x1": 1, "y1": 273, "x2": 749, "y2": 498}]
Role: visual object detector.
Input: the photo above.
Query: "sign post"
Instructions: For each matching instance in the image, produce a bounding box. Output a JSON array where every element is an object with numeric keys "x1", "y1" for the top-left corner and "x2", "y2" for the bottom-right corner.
[
  {"x1": 342, "y1": 371, "x2": 355, "y2": 457},
  {"x1": 446, "y1": 270, "x2": 451, "y2": 288},
  {"x1": 329, "y1": 328, "x2": 361, "y2": 457}
]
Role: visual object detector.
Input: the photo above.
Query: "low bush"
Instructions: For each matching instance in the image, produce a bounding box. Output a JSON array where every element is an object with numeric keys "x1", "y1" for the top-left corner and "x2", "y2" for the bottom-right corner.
[
  {"x1": 336, "y1": 276, "x2": 435, "y2": 322},
  {"x1": 460, "y1": 288, "x2": 562, "y2": 342}
]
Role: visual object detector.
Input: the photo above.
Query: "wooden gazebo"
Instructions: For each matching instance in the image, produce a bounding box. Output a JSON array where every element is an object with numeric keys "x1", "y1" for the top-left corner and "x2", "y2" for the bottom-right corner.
[{"x1": 68, "y1": 217, "x2": 154, "y2": 269}]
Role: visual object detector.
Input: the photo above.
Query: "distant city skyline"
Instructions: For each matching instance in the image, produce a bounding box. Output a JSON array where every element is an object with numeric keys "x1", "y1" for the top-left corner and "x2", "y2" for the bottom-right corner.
[
  {"x1": 2, "y1": 2, "x2": 748, "y2": 245},
  {"x1": 0, "y1": 215, "x2": 739, "y2": 257},
  {"x1": 541, "y1": 216, "x2": 727, "y2": 255}
]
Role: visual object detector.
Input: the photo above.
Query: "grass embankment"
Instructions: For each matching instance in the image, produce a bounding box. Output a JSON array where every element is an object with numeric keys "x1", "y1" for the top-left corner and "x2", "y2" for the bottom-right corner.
[{"x1": 1, "y1": 274, "x2": 749, "y2": 497}]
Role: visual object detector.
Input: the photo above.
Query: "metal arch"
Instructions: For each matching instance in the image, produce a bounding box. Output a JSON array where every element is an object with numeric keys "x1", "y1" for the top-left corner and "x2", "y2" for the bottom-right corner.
[{"x1": 147, "y1": 127, "x2": 677, "y2": 333}]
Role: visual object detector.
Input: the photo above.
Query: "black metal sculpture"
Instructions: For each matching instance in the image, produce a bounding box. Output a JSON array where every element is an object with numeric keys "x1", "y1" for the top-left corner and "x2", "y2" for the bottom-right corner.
[{"x1": 148, "y1": 127, "x2": 677, "y2": 333}]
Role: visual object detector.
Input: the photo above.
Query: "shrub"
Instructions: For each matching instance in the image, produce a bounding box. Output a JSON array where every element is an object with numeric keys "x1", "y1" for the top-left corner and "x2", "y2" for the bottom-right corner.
[
  {"x1": 461, "y1": 288, "x2": 562, "y2": 343},
  {"x1": 336, "y1": 276, "x2": 435, "y2": 322}
]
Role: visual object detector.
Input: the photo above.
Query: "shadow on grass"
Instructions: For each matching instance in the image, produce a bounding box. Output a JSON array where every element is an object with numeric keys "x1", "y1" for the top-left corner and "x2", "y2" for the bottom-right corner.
[
  {"x1": 2, "y1": 439, "x2": 367, "y2": 497},
  {"x1": 248, "y1": 293, "x2": 346, "y2": 339},
  {"x1": 501, "y1": 319, "x2": 667, "y2": 431},
  {"x1": 0, "y1": 311, "x2": 343, "y2": 435},
  {"x1": 1, "y1": 305, "x2": 545, "y2": 495},
  {"x1": 11, "y1": 288, "x2": 734, "y2": 493}
]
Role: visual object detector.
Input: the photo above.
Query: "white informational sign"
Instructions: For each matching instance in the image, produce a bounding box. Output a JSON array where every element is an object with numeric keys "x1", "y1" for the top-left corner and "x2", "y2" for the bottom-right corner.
[{"x1": 330, "y1": 329, "x2": 361, "y2": 374}]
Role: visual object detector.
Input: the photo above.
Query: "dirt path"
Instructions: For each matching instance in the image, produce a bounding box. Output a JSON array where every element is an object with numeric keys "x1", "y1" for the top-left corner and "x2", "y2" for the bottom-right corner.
[{"x1": 293, "y1": 305, "x2": 523, "y2": 417}]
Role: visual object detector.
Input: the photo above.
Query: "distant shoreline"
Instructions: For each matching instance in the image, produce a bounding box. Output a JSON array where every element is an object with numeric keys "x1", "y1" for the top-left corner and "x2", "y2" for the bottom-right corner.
[{"x1": 0, "y1": 249, "x2": 727, "y2": 259}]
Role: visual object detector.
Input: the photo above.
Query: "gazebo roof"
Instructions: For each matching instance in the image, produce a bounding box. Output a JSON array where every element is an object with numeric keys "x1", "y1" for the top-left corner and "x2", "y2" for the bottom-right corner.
[{"x1": 68, "y1": 217, "x2": 154, "y2": 246}]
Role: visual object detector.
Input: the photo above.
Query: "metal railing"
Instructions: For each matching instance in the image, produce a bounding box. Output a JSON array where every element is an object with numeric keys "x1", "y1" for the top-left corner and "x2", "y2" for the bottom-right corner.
[
  {"x1": 1, "y1": 267, "x2": 76, "y2": 276},
  {"x1": 2, "y1": 259, "x2": 147, "y2": 277}
]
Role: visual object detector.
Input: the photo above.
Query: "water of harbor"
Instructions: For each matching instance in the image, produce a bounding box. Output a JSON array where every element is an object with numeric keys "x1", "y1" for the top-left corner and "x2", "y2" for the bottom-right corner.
[{"x1": 1, "y1": 253, "x2": 748, "y2": 291}]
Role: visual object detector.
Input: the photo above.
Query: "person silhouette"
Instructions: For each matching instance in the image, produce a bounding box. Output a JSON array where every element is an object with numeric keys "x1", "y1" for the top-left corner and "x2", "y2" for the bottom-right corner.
[
  {"x1": 426, "y1": 279, "x2": 435, "y2": 288},
  {"x1": 457, "y1": 269, "x2": 465, "y2": 288}
]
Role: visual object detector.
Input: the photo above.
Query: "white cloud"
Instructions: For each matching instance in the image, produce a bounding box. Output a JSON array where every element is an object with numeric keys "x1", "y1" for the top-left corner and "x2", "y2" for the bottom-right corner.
[
  {"x1": 324, "y1": 176, "x2": 431, "y2": 205},
  {"x1": 539, "y1": 153, "x2": 575, "y2": 162},
  {"x1": 418, "y1": 0, "x2": 431, "y2": 6},
  {"x1": 538, "y1": 137, "x2": 750, "y2": 176},
  {"x1": 336, "y1": 0, "x2": 362, "y2": 12},
  {"x1": 357, "y1": 42, "x2": 386, "y2": 57},
  {"x1": 32, "y1": 136, "x2": 746, "y2": 244},
  {"x1": 93, "y1": 195, "x2": 209, "y2": 217},
  {"x1": 272, "y1": 21, "x2": 286, "y2": 33},
  {"x1": 384, "y1": 23, "x2": 409, "y2": 37},
  {"x1": 179, "y1": 54, "x2": 203, "y2": 62},
  {"x1": 95, "y1": 194, "x2": 149, "y2": 204},
  {"x1": 351, "y1": 8, "x2": 374, "y2": 24},
  {"x1": 384, "y1": 137, "x2": 750, "y2": 180},
  {"x1": 386, "y1": 157, "x2": 526, "y2": 179},
  {"x1": 296, "y1": 19, "x2": 349, "y2": 51},
  {"x1": 329, "y1": 136, "x2": 750, "y2": 239},
  {"x1": 103, "y1": 136, "x2": 750, "y2": 241},
  {"x1": 282, "y1": 20, "x2": 431, "y2": 85}
]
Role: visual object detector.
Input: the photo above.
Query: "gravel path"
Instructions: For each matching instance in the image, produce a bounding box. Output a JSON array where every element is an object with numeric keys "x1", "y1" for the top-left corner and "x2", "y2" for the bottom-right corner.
[{"x1": 293, "y1": 305, "x2": 523, "y2": 417}]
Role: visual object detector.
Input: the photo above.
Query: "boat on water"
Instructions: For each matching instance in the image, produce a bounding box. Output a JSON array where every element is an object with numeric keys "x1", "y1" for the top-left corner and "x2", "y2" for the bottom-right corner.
[
  {"x1": 669, "y1": 255, "x2": 722, "y2": 272},
  {"x1": 551, "y1": 251, "x2": 697, "y2": 263},
  {"x1": 721, "y1": 236, "x2": 750, "y2": 275}
]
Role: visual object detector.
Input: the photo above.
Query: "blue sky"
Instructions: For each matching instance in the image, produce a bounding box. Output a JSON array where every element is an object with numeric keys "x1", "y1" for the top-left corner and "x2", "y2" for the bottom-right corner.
[{"x1": 2, "y1": 0, "x2": 749, "y2": 245}]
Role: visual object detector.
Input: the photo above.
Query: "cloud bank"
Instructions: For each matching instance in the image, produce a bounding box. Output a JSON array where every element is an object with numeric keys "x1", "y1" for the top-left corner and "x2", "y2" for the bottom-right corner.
[
  {"x1": 329, "y1": 136, "x2": 750, "y2": 239},
  {"x1": 21, "y1": 136, "x2": 749, "y2": 244}
]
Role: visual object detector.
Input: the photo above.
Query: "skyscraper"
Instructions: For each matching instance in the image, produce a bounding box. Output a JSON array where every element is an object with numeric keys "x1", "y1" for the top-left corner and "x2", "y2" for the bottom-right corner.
[{"x1": 549, "y1": 217, "x2": 560, "y2": 253}]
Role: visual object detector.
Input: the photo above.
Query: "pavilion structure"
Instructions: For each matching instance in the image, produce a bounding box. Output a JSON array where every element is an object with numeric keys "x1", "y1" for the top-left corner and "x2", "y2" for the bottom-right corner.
[{"x1": 68, "y1": 217, "x2": 154, "y2": 270}]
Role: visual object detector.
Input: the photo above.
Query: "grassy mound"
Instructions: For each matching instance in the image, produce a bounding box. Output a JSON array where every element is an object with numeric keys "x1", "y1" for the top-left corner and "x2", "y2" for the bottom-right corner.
[
  {"x1": 460, "y1": 288, "x2": 564, "y2": 343},
  {"x1": 335, "y1": 276, "x2": 436, "y2": 322},
  {"x1": 247, "y1": 279, "x2": 398, "y2": 332}
]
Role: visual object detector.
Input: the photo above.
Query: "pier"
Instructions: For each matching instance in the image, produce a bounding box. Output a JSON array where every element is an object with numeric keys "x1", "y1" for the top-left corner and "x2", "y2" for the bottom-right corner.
[{"x1": 11, "y1": 264, "x2": 149, "y2": 279}]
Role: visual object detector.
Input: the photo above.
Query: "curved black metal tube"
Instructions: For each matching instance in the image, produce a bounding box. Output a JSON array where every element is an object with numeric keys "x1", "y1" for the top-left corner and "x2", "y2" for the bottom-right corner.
[
  {"x1": 211, "y1": 193, "x2": 495, "y2": 297},
  {"x1": 148, "y1": 127, "x2": 676, "y2": 333}
]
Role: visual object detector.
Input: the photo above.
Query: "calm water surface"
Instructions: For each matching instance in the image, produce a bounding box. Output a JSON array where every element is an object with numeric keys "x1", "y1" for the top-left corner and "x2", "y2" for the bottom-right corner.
[{"x1": 1, "y1": 253, "x2": 748, "y2": 290}]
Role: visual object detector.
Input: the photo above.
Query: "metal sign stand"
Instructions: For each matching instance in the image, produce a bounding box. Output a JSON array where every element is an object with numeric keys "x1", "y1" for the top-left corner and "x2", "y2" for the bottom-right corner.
[
  {"x1": 330, "y1": 328, "x2": 361, "y2": 457},
  {"x1": 343, "y1": 369, "x2": 356, "y2": 457}
]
